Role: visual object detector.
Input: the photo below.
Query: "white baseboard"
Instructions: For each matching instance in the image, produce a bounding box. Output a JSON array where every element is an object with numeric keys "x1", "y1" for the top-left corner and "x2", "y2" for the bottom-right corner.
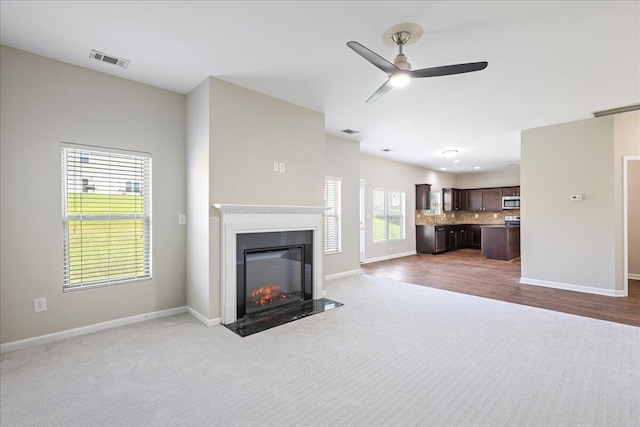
[
  {"x1": 629, "y1": 273, "x2": 640, "y2": 281},
  {"x1": 362, "y1": 251, "x2": 416, "y2": 265},
  {"x1": 519, "y1": 278, "x2": 625, "y2": 297},
  {"x1": 324, "y1": 269, "x2": 362, "y2": 281},
  {"x1": 187, "y1": 306, "x2": 221, "y2": 327},
  {"x1": 0, "y1": 306, "x2": 188, "y2": 354}
]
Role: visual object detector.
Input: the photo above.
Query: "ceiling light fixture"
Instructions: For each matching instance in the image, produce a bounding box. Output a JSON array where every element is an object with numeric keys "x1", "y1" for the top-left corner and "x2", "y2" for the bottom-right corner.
[
  {"x1": 442, "y1": 150, "x2": 458, "y2": 158},
  {"x1": 474, "y1": 166, "x2": 481, "y2": 170},
  {"x1": 389, "y1": 72, "x2": 411, "y2": 88},
  {"x1": 381, "y1": 148, "x2": 394, "y2": 152},
  {"x1": 452, "y1": 160, "x2": 460, "y2": 163},
  {"x1": 341, "y1": 129, "x2": 359, "y2": 135},
  {"x1": 440, "y1": 167, "x2": 447, "y2": 170}
]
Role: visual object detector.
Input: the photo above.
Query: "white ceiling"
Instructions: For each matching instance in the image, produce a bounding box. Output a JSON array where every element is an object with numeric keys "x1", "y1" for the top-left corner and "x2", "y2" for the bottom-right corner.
[{"x1": 1, "y1": 1, "x2": 638, "y2": 173}]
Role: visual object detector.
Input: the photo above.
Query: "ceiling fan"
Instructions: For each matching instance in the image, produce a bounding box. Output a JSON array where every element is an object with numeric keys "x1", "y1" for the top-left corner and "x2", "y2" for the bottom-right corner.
[{"x1": 347, "y1": 23, "x2": 488, "y2": 103}]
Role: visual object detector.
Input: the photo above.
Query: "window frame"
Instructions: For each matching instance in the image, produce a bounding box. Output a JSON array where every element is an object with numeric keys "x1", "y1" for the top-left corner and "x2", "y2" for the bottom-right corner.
[
  {"x1": 61, "y1": 143, "x2": 152, "y2": 291},
  {"x1": 324, "y1": 176, "x2": 342, "y2": 254},
  {"x1": 372, "y1": 188, "x2": 406, "y2": 243}
]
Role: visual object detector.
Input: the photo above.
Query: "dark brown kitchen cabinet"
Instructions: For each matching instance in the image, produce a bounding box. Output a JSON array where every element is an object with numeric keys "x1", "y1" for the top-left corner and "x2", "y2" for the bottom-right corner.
[
  {"x1": 468, "y1": 225, "x2": 482, "y2": 249},
  {"x1": 444, "y1": 225, "x2": 467, "y2": 250},
  {"x1": 466, "y1": 189, "x2": 484, "y2": 211},
  {"x1": 481, "y1": 226, "x2": 520, "y2": 261},
  {"x1": 443, "y1": 188, "x2": 466, "y2": 211},
  {"x1": 466, "y1": 188, "x2": 502, "y2": 211},
  {"x1": 502, "y1": 186, "x2": 520, "y2": 197},
  {"x1": 416, "y1": 184, "x2": 431, "y2": 210},
  {"x1": 483, "y1": 188, "x2": 503, "y2": 211}
]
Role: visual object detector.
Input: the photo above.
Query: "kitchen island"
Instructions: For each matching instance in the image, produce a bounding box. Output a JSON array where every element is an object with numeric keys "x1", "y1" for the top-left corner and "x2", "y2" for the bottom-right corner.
[{"x1": 480, "y1": 225, "x2": 521, "y2": 261}]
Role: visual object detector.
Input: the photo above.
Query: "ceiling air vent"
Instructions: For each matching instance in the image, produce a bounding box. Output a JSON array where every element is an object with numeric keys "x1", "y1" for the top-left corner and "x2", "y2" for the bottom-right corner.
[{"x1": 90, "y1": 50, "x2": 130, "y2": 68}]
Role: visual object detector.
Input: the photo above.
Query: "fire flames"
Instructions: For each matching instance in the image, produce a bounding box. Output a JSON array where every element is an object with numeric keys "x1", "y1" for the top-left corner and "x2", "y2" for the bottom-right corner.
[{"x1": 249, "y1": 285, "x2": 288, "y2": 307}]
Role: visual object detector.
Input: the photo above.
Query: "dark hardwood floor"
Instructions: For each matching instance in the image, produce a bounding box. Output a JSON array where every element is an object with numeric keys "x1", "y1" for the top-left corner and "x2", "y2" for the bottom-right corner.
[{"x1": 361, "y1": 249, "x2": 640, "y2": 327}]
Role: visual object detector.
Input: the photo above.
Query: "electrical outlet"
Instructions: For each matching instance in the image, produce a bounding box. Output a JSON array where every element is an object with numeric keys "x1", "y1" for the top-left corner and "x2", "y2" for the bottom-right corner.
[
  {"x1": 273, "y1": 162, "x2": 279, "y2": 172},
  {"x1": 278, "y1": 162, "x2": 285, "y2": 173},
  {"x1": 178, "y1": 214, "x2": 186, "y2": 225},
  {"x1": 494, "y1": 213, "x2": 498, "y2": 218},
  {"x1": 34, "y1": 297, "x2": 47, "y2": 313},
  {"x1": 475, "y1": 213, "x2": 478, "y2": 218}
]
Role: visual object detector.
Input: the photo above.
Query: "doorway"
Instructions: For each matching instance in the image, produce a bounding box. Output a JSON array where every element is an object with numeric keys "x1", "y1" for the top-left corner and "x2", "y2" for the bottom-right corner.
[
  {"x1": 623, "y1": 156, "x2": 640, "y2": 297},
  {"x1": 360, "y1": 179, "x2": 365, "y2": 263}
]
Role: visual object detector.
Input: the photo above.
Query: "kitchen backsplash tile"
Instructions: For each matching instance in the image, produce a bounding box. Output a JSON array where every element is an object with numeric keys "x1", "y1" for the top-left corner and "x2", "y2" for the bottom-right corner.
[{"x1": 415, "y1": 210, "x2": 520, "y2": 226}]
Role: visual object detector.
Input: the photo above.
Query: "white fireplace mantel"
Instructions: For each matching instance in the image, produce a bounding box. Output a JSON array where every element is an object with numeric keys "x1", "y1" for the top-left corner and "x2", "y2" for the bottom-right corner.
[{"x1": 213, "y1": 204, "x2": 327, "y2": 324}]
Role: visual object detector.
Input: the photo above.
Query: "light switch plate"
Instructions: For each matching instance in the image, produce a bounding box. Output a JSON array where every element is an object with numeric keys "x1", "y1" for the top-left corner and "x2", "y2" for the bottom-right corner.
[
  {"x1": 179, "y1": 214, "x2": 186, "y2": 225},
  {"x1": 34, "y1": 297, "x2": 47, "y2": 313},
  {"x1": 278, "y1": 162, "x2": 285, "y2": 173}
]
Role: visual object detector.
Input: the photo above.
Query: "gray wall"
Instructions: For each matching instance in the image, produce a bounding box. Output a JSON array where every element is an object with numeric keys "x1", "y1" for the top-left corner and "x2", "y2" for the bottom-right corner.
[
  {"x1": 0, "y1": 46, "x2": 187, "y2": 343},
  {"x1": 324, "y1": 135, "x2": 361, "y2": 278},
  {"x1": 185, "y1": 77, "x2": 326, "y2": 322},
  {"x1": 360, "y1": 154, "x2": 456, "y2": 262},
  {"x1": 456, "y1": 167, "x2": 520, "y2": 189},
  {"x1": 185, "y1": 79, "x2": 211, "y2": 318},
  {"x1": 520, "y1": 112, "x2": 639, "y2": 295}
]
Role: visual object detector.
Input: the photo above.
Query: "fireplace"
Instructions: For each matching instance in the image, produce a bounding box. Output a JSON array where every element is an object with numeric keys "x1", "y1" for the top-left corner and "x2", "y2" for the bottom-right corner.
[
  {"x1": 236, "y1": 230, "x2": 313, "y2": 319},
  {"x1": 214, "y1": 204, "x2": 342, "y2": 336}
]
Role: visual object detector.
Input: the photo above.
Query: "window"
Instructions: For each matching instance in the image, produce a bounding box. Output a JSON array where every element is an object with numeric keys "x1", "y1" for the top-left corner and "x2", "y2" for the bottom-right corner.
[
  {"x1": 324, "y1": 176, "x2": 342, "y2": 254},
  {"x1": 425, "y1": 191, "x2": 441, "y2": 215},
  {"x1": 372, "y1": 188, "x2": 405, "y2": 242},
  {"x1": 62, "y1": 144, "x2": 152, "y2": 290}
]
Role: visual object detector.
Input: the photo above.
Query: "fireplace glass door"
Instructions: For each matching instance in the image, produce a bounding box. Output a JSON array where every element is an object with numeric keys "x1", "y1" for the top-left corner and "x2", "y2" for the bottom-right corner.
[{"x1": 244, "y1": 246, "x2": 304, "y2": 314}]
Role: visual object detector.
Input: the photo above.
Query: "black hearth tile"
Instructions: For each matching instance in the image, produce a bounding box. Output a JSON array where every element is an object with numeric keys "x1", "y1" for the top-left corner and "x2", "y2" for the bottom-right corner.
[{"x1": 224, "y1": 298, "x2": 343, "y2": 337}]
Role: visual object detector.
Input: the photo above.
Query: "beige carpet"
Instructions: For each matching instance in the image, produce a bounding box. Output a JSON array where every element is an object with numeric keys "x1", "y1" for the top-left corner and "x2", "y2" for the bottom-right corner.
[{"x1": 2, "y1": 274, "x2": 639, "y2": 426}]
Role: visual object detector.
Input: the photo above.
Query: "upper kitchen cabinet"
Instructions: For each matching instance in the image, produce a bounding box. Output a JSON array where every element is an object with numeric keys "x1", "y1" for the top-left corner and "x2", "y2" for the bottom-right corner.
[
  {"x1": 416, "y1": 184, "x2": 431, "y2": 210},
  {"x1": 502, "y1": 186, "x2": 520, "y2": 196},
  {"x1": 467, "y1": 188, "x2": 502, "y2": 211},
  {"x1": 483, "y1": 188, "x2": 503, "y2": 211},
  {"x1": 466, "y1": 189, "x2": 483, "y2": 211},
  {"x1": 443, "y1": 188, "x2": 466, "y2": 211}
]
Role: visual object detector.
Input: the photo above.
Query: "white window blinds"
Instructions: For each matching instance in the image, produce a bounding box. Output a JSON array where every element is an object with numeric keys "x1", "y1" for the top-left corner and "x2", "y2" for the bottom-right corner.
[
  {"x1": 324, "y1": 176, "x2": 342, "y2": 254},
  {"x1": 62, "y1": 145, "x2": 152, "y2": 290},
  {"x1": 372, "y1": 188, "x2": 405, "y2": 242}
]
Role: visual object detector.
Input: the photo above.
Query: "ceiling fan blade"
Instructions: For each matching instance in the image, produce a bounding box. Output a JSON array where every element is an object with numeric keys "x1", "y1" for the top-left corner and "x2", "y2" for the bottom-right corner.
[
  {"x1": 366, "y1": 79, "x2": 394, "y2": 103},
  {"x1": 411, "y1": 61, "x2": 488, "y2": 78},
  {"x1": 347, "y1": 41, "x2": 398, "y2": 75}
]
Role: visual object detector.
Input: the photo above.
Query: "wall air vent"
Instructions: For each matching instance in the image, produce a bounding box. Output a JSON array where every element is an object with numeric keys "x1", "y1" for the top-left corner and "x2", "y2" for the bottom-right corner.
[{"x1": 90, "y1": 50, "x2": 130, "y2": 68}]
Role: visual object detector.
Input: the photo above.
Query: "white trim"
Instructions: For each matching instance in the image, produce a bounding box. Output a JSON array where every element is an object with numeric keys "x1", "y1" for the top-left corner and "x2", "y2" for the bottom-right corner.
[
  {"x1": 214, "y1": 204, "x2": 327, "y2": 325},
  {"x1": 0, "y1": 306, "x2": 187, "y2": 354},
  {"x1": 629, "y1": 273, "x2": 640, "y2": 281},
  {"x1": 61, "y1": 141, "x2": 152, "y2": 158},
  {"x1": 324, "y1": 269, "x2": 362, "y2": 281},
  {"x1": 187, "y1": 306, "x2": 221, "y2": 327},
  {"x1": 213, "y1": 204, "x2": 327, "y2": 215},
  {"x1": 519, "y1": 278, "x2": 625, "y2": 297},
  {"x1": 362, "y1": 251, "x2": 417, "y2": 264}
]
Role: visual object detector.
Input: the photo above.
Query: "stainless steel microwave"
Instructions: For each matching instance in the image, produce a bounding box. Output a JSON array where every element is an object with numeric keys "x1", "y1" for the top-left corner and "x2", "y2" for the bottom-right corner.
[{"x1": 502, "y1": 196, "x2": 520, "y2": 209}]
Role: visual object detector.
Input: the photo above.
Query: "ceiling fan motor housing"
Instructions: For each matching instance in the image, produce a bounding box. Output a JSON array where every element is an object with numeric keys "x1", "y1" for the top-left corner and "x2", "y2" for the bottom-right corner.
[{"x1": 394, "y1": 54, "x2": 411, "y2": 71}]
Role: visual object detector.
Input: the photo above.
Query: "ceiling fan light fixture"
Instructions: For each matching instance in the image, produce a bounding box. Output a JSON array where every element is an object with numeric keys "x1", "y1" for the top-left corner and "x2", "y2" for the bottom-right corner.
[
  {"x1": 389, "y1": 72, "x2": 410, "y2": 88},
  {"x1": 442, "y1": 149, "x2": 459, "y2": 158}
]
